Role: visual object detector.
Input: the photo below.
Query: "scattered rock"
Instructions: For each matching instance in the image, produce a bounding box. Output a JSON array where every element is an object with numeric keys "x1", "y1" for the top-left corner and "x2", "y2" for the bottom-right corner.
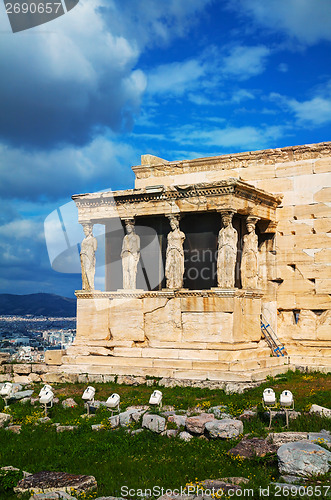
[
  {"x1": 10, "y1": 390, "x2": 33, "y2": 401},
  {"x1": 1, "y1": 466, "x2": 31, "y2": 478},
  {"x1": 108, "y1": 415, "x2": 119, "y2": 428},
  {"x1": 228, "y1": 438, "x2": 277, "y2": 458},
  {"x1": 94, "y1": 497, "x2": 127, "y2": 500},
  {"x1": 6, "y1": 425, "x2": 22, "y2": 434},
  {"x1": 119, "y1": 411, "x2": 133, "y2": 427},
  {"x1": 239, "y1": 410, "x2": 257, "y2": 420},
  {"x1": 30, "y1": 492, "x2": 77, "y2": 499},
  {"x1": 277, "y1": 441, "x2": 331, "y2": 476},
  {"x1": 310, "y1": 404, "x2": 331, "y2": 418},
  {"x1": 19, "y1": 397, "x2": 31, "y2": 404},
  {"x1": 56, "y1": 426, "x2": 78, "y2": 433},
  {"x1": 178, "y1": 431, "x2": 193, "y2": 442},
  {"x1": 61, "y1": 398, "x2": 77, "y2": 409},
  {"x1": 91, "y1": 424, "x2": 103, "y2": 432},
  {"x1": 308, "y1": 431, "x2": 331, "y2": 448},
  {"x1": 142, "y1": 414, "x2": 166, "y2": 433},
  {"x1": 14, "y1": 471, "x2": 97, "y2": 495},
  {"x1": 167, "y1": 414, "x2": 187, "y2": 428},
  {"x1": 193, "y1": 478, "x2": 244, "y2": 494},
  {"x1": 268, "y1": 432, "x2": 308, "y2": 447},
  {"x1": 279, "y1": 475, "x2": 306, "y2": 484},
  {"x1": 131, "y1": 429, "x2": 144, "y2": 436},
  {"x1": 0, "y1": 412, "x2": 11, "y2": 427},
  {"x1": 205, "y1": 419, "x2": 243, "y2": 439},
  {"x1": 38, "y1": 417, "x2": 51, "y2": 424},
  {"x1": 161, "y1": 429, "x2": 178, "y2": 438},
  {"x1": 185, "y1": 413, "x2": 214, "y2": 434}
]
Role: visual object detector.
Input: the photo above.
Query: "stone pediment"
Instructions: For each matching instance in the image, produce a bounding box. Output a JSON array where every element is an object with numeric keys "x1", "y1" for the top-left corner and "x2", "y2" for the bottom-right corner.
[{"x1": 72, "y1": 178, "x2": 282, "y2": 226}]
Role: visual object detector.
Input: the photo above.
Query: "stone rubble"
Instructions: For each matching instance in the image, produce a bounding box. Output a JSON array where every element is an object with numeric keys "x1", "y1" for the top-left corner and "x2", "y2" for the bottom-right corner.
[
  {"x1": 205, "y1": 418, "x2": 243, "y2": 439},
  {"x1": 277, "y1": 441, "x2": 331, "y2": 476}
]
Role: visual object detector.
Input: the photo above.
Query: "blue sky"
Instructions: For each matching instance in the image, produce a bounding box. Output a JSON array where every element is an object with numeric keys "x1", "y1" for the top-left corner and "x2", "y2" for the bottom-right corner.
[{"x1": 0, "y1": 0, "x2": 330, "y2": 297}]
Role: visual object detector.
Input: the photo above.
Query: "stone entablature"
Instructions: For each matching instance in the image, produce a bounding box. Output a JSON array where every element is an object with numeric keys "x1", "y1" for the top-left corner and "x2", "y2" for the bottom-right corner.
[
  {"x1": 133, "y1": 142, "x2": 331, "y2": 186},
  {"x1": 72, "y1": 178, "x2": 282, "y2": 224}
]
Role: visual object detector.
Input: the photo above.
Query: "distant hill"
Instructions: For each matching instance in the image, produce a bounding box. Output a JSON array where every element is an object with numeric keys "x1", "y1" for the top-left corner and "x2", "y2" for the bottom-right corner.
[{"x1": 0, "y1": 293, "x2": 76, "y2": 317}]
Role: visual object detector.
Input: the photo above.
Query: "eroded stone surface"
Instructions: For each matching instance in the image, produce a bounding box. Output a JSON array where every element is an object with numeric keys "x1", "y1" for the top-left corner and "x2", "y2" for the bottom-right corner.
[
  {"x1": 277, "y1": 442, "x2": 331, "y2": 476},
  {"x1": 15, "y1": 471, "x2": 97, "y2": 495},
  {"x1": 185, "y1": 413, "x2": 214, "y2": 434},
  {"x1": 205, "y1": 419, "x2": 243, "y2": 439},
  {"x1": 142, "y1": 414, "x2": 166, "y2": 433},
  {"x1": 229, "y1": 438, "x2": 277, "y2": 458}
]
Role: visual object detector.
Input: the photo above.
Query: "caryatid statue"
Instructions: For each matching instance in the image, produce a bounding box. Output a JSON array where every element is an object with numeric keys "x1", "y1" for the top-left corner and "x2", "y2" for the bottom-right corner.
[
  {"x1": 217, "y1": 211, "x2": 238, "y2": 288},
  {"x1": 241, "y1": 216, "x2": 259, "y2": 289},
  {"x1": 165, "y1": 215, "x2": 185, "y2": 289},
  {"x1": 80, "y1": 222, "x2": 97, "y2": 290},
  {"x1": 121, "y1": 219, "x2": 140, "y2": 289}
]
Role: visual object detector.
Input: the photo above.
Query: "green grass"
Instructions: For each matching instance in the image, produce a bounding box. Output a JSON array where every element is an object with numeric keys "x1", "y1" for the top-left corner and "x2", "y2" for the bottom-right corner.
[{"x1": 0, "y1": 370, "x2": 330, "y2": 499}]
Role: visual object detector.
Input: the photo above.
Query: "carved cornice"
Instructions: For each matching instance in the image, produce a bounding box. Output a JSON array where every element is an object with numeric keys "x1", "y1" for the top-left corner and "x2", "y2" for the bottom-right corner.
[
  {"x1": 72, "y1": 178, "x2": 282, "y2": 211},
  {"x1": 132, "y1": 142, "x2": 331, "y2": 179},
  {"x1": 75, "y1": 289, "x2": 264, "y2": 299}
]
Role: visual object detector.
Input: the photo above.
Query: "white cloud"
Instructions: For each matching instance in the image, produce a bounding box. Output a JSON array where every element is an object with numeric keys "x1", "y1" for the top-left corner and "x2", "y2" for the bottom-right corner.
[
  {"x1": 0, "y1": 135, "x2": 137, "y2": 201},
  {"x1": 222, "y1": 45, "x2": 271, "y2": 79},
  {"x1": 146, "y1": 44, "x2": 269, "y2": 97},
  {"x1": 0, "y1": 0, "x2": 214, "y2": 147},
  {"x1": 147, "y1": 58, "x2": 207, "y2": 95},
  {"x1": 231, "y1": 0, "x2": 331, "y2": 45},
  {"x1": 170, "y1": 124, "x2": 285, "y2": 150},
  {"x1": 271, "y1": 81, "x2": 331, "y2": 126}
]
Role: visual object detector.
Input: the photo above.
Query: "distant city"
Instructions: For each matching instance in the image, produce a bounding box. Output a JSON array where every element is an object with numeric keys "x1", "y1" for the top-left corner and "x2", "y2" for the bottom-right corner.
[
  {"x1": 0, "y1": 315, "x2": 76, "y2": 362},
  {"x1": 0, "y1": 293, "x2": 76, "y2": 362}
]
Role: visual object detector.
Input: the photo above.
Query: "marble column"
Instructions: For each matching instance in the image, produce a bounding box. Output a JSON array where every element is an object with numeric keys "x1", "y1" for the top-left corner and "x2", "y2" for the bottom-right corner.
[
  {"x1": 80, "y1": 222, "x2": 97, "y2": 290},
  {"x1": 217, "y1": 210, "x2": 238, "y2": 288},
  {"x1": 241, "y1": 216, "x2": 259, "y2": 289},
  {"x1": 121, "y1": 219, "x2": 140, "y2": 289},
  {"x1": 165, "y1": 215, "x2": 185, "y2": 289}
]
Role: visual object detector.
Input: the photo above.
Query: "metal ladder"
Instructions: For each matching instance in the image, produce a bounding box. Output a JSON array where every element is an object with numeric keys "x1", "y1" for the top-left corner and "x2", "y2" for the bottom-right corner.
[{"x1": 261, "y1": 314, "x2": 288, "y2": 357}]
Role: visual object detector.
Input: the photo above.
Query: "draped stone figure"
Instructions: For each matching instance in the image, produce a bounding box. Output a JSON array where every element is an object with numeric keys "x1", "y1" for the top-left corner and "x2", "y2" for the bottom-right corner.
[
  {"x1": 80, "y1": 223, "x2": 97, "y2": 290},
  {"x1": 121, "y1": 219, "x2": 140, "y2": 289},
  {"x1": 241, "y1": 217, "x2": 259, "y2": 289},
  {"x1": 217, "y1": 211, "x2": 238, "y2": 288},
  {"x1": 165, "y1": 216, "x2": 185, "y2": 289}
]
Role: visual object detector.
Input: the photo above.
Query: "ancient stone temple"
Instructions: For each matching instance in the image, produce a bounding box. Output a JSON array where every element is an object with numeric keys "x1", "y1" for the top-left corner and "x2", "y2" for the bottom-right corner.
[{"x1": 58, "y1": 141, "x2": 331, "y2": 383}]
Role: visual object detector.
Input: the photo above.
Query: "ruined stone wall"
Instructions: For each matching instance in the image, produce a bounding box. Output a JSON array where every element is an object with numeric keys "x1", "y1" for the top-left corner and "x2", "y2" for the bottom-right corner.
[{"x1": 133, "y1": 143, "x2": 331, "y2": 370}]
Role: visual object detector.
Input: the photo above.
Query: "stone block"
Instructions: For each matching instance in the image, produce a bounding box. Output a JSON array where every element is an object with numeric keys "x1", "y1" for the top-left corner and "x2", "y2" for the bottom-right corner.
[
  {"x1": 77, "y1": 297, "x2": 110, "y2": 341},
  {"x1": 180, "y1": 296, "x2": 234, "y2": 313},
  {"x1": 185, "y1": 413, "x2": 214, "y2": 434},
  {"x1": 142, "y1": 414, "x2": 166, "y2": 433},
  {"x1": 205, "y1": 418, "x2": 243, "y2": 439},
  {"x1": 314, "y1": 157, "x2": 331, "y2": 174},
  {"x1": 295, "y1": 295, "x2": 331, "y2": 309},
  {"x1": 144, "y1": 297, "x2": 182, "y2": 343},
  {"x1": 275, "y1": 160, "x2": 313, "y2": 178},
  {"x1": 277, "y1": 441, "x2": 331, "y2": 476},
  {"x1": 182, "y1": 311, "x2": 233, "y2": 343},
  {"x1": 13, "y1": 364, "x2": 31, "y2": 375},
  {"x1": 109, "y1": 298, "x2": 144, "y2": 342},
  {"x1": 315, "y1": 248, "x2": 331, "y2": 263},
  {"x1": 45, "y1": 350, "x2": 64, "y2": 366},
  {"x1": 314, "y1": 187, "x2": 331, "y2": 203},
  {"x1": 257, "y1": 177, "x2": 293, "y2": 193},
  {"x1": 316, "y1": 279, "x2": 331, "y2": 294},
  {"x1": 313, "y1": 218, "x2": 331, "y2": 233},
  {"x1": 31, "y1": 364, "x2": 48, "y2": 374},
  {"x1": 240, "y1": 163, "x2": 276, "y2": 181},
  {"x1": 294, "y1": 203, "x2": 330, "y2": 220},
  {"x1": 233, "y1": 297, "x2": 261, "y2": 342}
]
